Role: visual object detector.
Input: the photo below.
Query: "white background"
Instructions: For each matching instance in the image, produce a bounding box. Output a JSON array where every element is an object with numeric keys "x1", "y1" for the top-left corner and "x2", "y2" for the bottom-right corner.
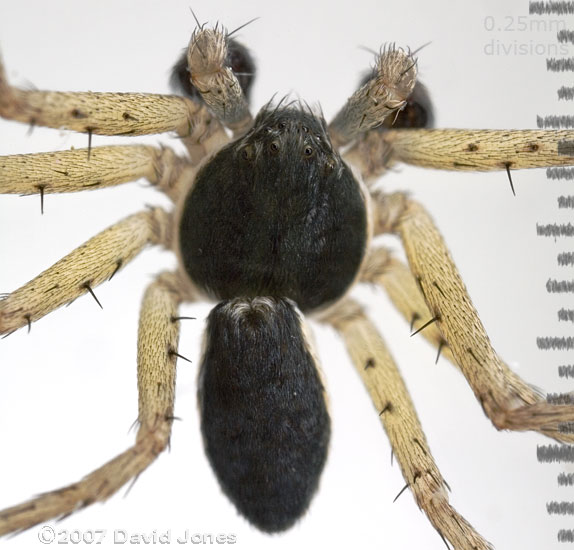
[{"x1": 0, "y1": 1, "x2": 572, "y2": 549}]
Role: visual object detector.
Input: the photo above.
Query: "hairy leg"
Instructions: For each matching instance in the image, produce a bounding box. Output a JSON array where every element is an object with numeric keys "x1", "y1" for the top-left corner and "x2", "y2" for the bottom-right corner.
[
  {"x1": 0, "y1": 208, "x2": 172, "y2": 334},
  {"x1": 371, "y1": 191, "x2": 574, "y2": 442},
  {"x1": 346, "y1": 128, "x2": 574, "y2": 182},
  {"x1": 323, "y1": 298, "x2": 493, "y2": 550},
  {"x1": 0, "y1": 145, "x2": 193, "y2": 202},
  {"x1": 360, "y1": 246, "x2": 455, "y2": 365},
  {"x1": 0, "y1": 53, "x2": 228, "y2": 166},
  {"x1": 329, "y1": 46, "x2": 417, "y2": 148},
  {"x1": 187, "y1": 25, "x2": 253, "y2": 136},
  {"x1": 0, "y1": 271, "x2": 186, "y2": 535}
]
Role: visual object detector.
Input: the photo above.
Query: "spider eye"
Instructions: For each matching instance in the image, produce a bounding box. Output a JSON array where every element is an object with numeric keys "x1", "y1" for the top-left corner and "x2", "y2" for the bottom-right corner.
[
  {"x1": 278, "y1": 121, "x2": 287, "y2": 130},
  {"x1": 269, "y1": 141, "x2": 280, "y2": 153},
  {"x1": 303, "y1": 146, "x2": 314, "y2": 157}
]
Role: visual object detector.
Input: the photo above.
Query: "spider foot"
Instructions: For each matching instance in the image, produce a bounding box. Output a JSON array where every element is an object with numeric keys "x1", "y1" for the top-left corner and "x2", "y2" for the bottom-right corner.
[
  {"x1": 187, "y1": 24, "x2": 252, "y2": 134},
  {"x1": 329, "y1": 44, "x2": 417, "y2": 146}
]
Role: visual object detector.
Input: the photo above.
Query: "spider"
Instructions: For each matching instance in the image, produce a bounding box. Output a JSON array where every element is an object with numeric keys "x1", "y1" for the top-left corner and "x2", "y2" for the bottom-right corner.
[{"x1": 1, "y1": 2, "x2": 573, "y2": 549}]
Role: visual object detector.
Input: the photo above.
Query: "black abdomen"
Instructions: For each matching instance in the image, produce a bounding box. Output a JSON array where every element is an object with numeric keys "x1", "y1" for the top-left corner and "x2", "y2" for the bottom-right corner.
[
  {"x1": 179, "y1": 107, "x2": 367, "y2": 311},
  {"x1": 198, "y1": 297, "x2": 330, "y2": 532}
]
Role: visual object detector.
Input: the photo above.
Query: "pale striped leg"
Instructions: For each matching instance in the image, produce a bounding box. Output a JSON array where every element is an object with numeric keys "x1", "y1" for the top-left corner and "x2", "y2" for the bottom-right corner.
[
  {"x1": 324, "y1": 298, "x2": 492, "y2": 550},
  {"x1": 0, "y1": 52, "x2": 228, "y2": 164},
  {"x1": 0, "y1": 208, "x2": 172, "y2": 335},
  {"x1": 0, "y1": 53, "x2": 199, "y2": 137},
  {"x1": 0, "y1": 145, "x2": 192, "y2": 202},
  {"x1": 371, "y1": 192, "x2": 574, "y2": 442},
  {"x1": 346, "y1": 128, "x2": 574, "y2": 182},
  {"x1": 360, "y1": 247, "x2": 455, "y2": 366},
  {"x1": 386, "y1": 128, "x2": 574, "y2": 170},
  {"x1": 0, "y1": 271, "x2": 186, "y2": 535}
]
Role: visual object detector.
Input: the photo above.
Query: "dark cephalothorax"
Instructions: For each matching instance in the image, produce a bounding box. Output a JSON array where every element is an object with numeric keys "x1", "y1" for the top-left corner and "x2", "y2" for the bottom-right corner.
[{"x1": 179, "y1": 105, "x2": 368, "y2": 312}]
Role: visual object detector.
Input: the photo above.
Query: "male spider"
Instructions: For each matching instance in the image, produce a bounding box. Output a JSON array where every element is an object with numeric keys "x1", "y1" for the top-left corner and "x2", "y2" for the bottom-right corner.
[{"x1": 1, "y1": 2, "x2": 573, "y2": 549}]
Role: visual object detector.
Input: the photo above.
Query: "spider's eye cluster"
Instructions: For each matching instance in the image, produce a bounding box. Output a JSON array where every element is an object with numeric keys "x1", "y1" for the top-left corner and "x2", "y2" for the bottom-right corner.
[{"x1": 236, "y1": 107, "x2": 334, "y2": 168}]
